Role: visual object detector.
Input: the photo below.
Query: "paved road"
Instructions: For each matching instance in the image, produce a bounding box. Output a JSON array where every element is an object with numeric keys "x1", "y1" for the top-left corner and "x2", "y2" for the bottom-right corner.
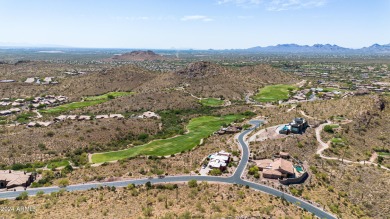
[
  {"x1": 232, "y1": 120, "x2": 262, "y2": 179},
  {"x1": 0, "y1": 120, "x2": 336, "y2": 219}
]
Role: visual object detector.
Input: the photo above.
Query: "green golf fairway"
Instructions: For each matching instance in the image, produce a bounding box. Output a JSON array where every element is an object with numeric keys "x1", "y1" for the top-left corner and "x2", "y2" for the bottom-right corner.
[
  {"x1": 253, "y1": 84, "x2": 296, "y2": 103},
  {"x1": 40, "y1": 91, "x2": 134, "y2": 114},
  {"x1": 92, "y1": 115, "x2": 243, "y2": 163},
  {"x1": 199, "y1": 98, "x2": 224, "y2": 107}
]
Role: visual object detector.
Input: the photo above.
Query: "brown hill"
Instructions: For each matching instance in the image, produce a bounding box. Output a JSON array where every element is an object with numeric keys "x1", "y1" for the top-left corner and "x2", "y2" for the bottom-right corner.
[
  {"x1": 176, "y1": 61, "x2": 225, "y2": 78},
  {"x1": 0, "y1": 61, "x2": 294, "y2": 104},
  {"x1": 136, "y1": 61, "x2": 296, "y2": 100},
  {"x1": 110, "y1": 50, "x2": 167, "y2": 61},
  {"x1": 51, "y1": 65, "x2": 158, "y2": 99}
]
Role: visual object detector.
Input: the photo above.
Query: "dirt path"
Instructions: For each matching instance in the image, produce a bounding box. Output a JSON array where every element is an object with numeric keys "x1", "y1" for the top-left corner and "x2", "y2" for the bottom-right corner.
[
  {"x1": 34, "y1": 110, "x2": 43, "y2": 119},
  {"x1": 296, "y1": 80, "x2": 307, "y2": 88},
  {"x1": 287, "y1": 105, "x2": 296, "y2": 112},
  {"x1": 183, "y1": 89, "x2": 231, "y2": 106},
  {"x1": 300, "y1": 110, "x2": 317, "y2": 120},
  {"x1": 315, "y1": 122, "x2": 390, "y2": 171},
  {"x1": 315, "y1": 122, "x2": 331, "y2": 157},
  {"x1": 248, "y1": 124, "x2": 285, "y2": 142},
  {"x1": 369, "y1": 152, "x2": 378, "y2": 163}
]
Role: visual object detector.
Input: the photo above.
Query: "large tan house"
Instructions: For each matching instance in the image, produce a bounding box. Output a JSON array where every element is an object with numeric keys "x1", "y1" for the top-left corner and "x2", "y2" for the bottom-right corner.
[
  {"x1": 255, "y1": 158, "x2": 295, "y2": 179},
  {"x1": 0, "y1": 170, "x2": 34, "y2": 189}
]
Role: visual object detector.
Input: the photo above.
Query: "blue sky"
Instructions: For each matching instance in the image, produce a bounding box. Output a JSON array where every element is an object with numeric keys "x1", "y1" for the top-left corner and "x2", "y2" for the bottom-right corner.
[{"x1": 0, "y1": 0, "x2": 389, "y2": 49}]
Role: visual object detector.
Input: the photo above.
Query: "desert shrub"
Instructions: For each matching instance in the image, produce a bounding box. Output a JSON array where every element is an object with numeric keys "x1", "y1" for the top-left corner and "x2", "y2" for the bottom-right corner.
[
  {"x1": 145, "y1": 181, "x2": 152, "y2": 189},
  {"x1": 58, "y1": 178, "x2": 69, "y2": 187},
  {"x1": 324, "y1": 125, "x2": 338, "y2": 133},
  {"x1": 138, "y1": 133, "x2": 149, "y2": 141},
  {"x1": 289, "y1": 187, "x2": 303, "y2": 196},
  {"x1": 188, "y1": 179, "x2": 197, "y2": 188},
  {"x1": 61, "y1": 165, "x2": 73, "y2": 175},
  {"x1": 329, "y1": 203, "x2": 340, "y2": 214},
  {"x1": 38, "y1": 143, "x2": 47, "y2": 151},
  {"x1": 16, "y1": 192, "x2": 28, "y2": 200},
  {"x1": 209, "y1": 169, "x2": 222, "y2": 176},
  {"x1": 248, "y1": 165, "x2": 259, "y2": 175},
  {"x1": 243, "y1": 111, "x2": 256, "y2": 117},
  {"x1": 127, "y1": 183, "x2": 135, "y2": 190},
  {"x1": 46, "y1": 131, "x2": 55, "y2": 137},
  {"x1": 36, "y1": 191, "x2": 45, "y2": 197}
]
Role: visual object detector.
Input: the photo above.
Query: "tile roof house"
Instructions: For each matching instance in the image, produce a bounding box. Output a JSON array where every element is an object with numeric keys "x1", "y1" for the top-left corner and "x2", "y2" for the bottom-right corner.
[
  {"x1": 0, "y1": 170, "x2": 34, "y2": 189},
  {"x1": 78, "y1": 115, "x2": 91, "y2": 121},
  {"x1": 256, "y1": 158, "x2": 295, "y2": 179},
  {"x1": 54, "y1": 115, "x2": 68, "y2": 121},
  {"x1": 109, "y1": 114, "x2": 124, "y2": 119},
  {"x1": 67, "y1": 115, "x2": 78, "y2": 120},
  {"x1": 271, "y1": 158, "x2": 294, "y2": 175},
  {"x1": 9, "y1": 108, "x2": 21, "y2": 113},
  {"x1": 140, "y1": 111, "x2": 161, "y2": 119},
  {"x1": 254, "y1": 159, "x2": 273, "y2": 171},
  {"x1": 279, "y1": 152, "x2": 290, "y2": 159},
  {"x1": 96, "y1": 115, "x2": 109, "y2": 119},
  {"x1": 25, "y1": 78, "x2": 35, "y2": 83},
  {"x1": 262, "y1": 169, "x2": 283, "y2": 179},
  {"x1": 0, "y1": 110, "x2": 12, "y2": 116}
]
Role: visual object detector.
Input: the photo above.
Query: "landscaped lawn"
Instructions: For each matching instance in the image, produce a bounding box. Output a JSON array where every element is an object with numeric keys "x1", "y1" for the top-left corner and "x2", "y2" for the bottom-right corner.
[
  {"x1": 40, "y1": 91, "x2": 134, "y2": 114},
  {"x1": 84, "y1": 91, "x2": 134, "y2": 101},
  {"x1": 47, "y1": 160, "x2": 69, "y2": 169},
  {"x1": 378, "y1": 152, "x2": 390, "y2": 157},
  {"x1": 199, "y1": 98, "x2": 224, "y2": 107},
  {"x1": 331, "y1": 138, "x2": 344, "y2": 144},
  {"x1": 92, "y1": 115, "x2": 244, "y2": 163},
  {"x1": 331, "y1": 138, "x2": 346, "y2": 147},
  {"x1": 253, "y1": 84, "x2": 296, "y2": 103}
]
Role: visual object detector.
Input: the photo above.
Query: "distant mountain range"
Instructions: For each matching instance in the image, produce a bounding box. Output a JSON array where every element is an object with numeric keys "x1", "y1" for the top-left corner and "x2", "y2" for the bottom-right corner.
[
  {"x1": 245, "y1": 43, "x2": 390, "y2": 54},
  {"x1": 1, "y1": 42, "x2": 390, "y2": 54}
]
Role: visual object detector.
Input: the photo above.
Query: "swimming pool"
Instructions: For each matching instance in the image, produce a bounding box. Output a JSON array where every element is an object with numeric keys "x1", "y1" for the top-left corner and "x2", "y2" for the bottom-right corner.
[{"x1": 295, "y1": 166, "x2": 304, "y2": 172}]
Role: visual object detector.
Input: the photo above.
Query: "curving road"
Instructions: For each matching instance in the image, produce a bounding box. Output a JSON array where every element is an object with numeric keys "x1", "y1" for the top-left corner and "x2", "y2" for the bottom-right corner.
[{"x1": 0, "y1": 120, "x2": 336, "y2": 219}]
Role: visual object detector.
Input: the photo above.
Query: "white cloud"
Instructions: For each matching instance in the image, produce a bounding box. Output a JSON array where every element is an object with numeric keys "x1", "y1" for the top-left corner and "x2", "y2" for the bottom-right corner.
[
  {"x1": 267, "y1": 0, "x2": 327, "y2": 11},
  {"x1": 216, "y1": 0, "x2": 326, "y2": 10},
  {"x1": 181, "y1": 15, "x2": 214, "y2": 22},
  {"x1": 217, "y1": 0, "x2": 262, "y2": 7}
]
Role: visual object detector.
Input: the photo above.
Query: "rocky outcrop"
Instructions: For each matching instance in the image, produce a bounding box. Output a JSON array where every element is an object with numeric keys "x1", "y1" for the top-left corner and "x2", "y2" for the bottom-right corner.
[
  {"x1": 176, "y1": 61, "x2": 224, "y2": 78},
  {"x1": 374, "y1": 96, "x2": 386, "y2": 111},
  {"x1": 110, "y1": 50, "x2": 166, "y2": 61}
]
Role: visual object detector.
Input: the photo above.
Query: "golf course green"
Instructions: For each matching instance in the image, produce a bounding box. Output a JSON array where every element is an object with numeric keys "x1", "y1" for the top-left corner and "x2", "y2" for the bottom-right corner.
[
  {"x1": 91, "y1": 115, "x2": 243, "y2": 163},
  {"x1": 199, "y1": 98, "x2": 224, "y2": 107},
  {"x1": 40, "y1": 91, "x2": 134, "y2": 114},
  {"x1": 253, "y1": 84, "x2": 296, "y2": 103}
]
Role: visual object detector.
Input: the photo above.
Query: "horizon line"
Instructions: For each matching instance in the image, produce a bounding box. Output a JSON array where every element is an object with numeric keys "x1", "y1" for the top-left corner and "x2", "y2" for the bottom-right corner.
[{"x1": 0, "y1": 42, "x2": 389, "y2": 51}]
